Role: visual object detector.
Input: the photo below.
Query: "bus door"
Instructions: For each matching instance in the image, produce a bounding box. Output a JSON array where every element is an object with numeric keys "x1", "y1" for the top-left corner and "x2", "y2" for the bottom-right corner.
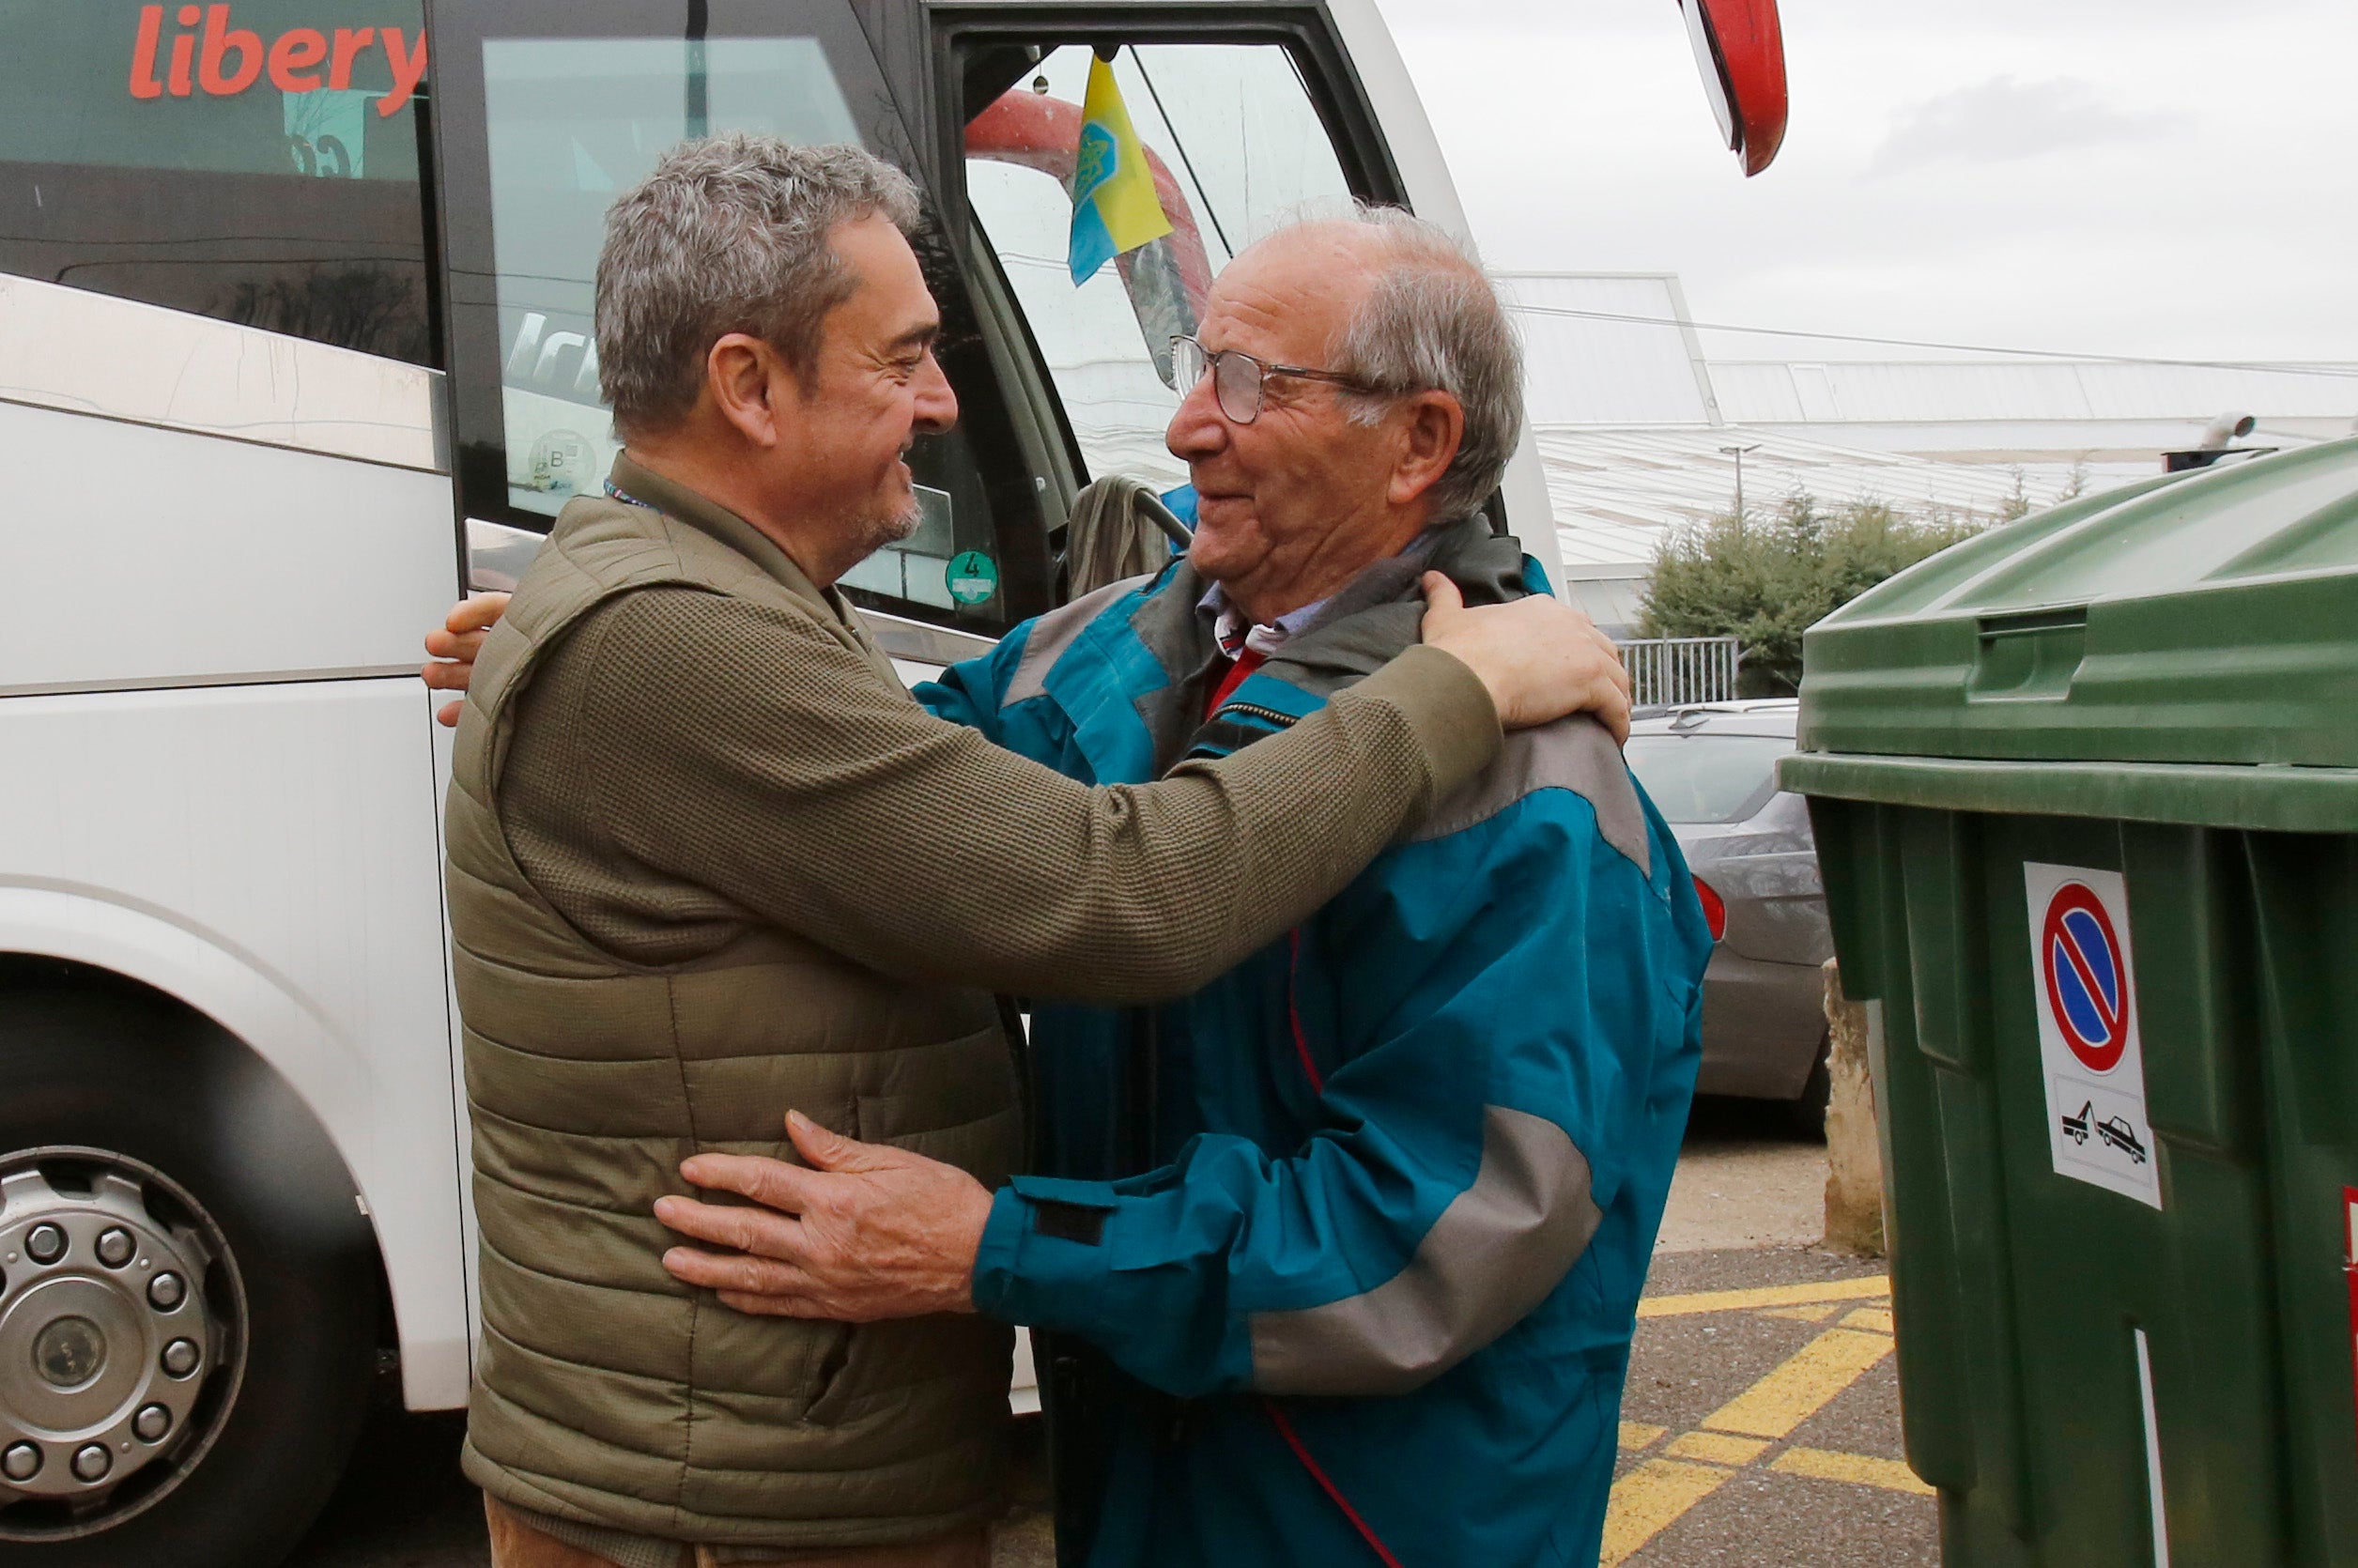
[
  {"x1": 929, "y1": 1, "x2": 1560, "y2": 579},
  {"x1": 940, "y1": 11, "x2": 1401, "y2": 507}
]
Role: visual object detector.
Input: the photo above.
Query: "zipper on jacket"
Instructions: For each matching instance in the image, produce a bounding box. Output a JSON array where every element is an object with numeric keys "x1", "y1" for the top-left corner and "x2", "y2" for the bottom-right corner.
[{"x1": 1214, "y1": 700, "x2": 1300, "y2": 730}]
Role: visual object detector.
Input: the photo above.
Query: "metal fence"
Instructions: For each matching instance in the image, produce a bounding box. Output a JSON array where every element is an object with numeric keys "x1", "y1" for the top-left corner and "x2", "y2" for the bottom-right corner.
[{"x1": 1618, "y1": 636, "x2": 1741, "y2": 707}]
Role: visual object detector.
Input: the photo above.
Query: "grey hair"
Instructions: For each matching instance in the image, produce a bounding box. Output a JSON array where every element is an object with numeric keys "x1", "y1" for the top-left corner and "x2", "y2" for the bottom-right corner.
[
  {"x1": 594, "y1": 133, "x2": 922, "y2": 438},
  {"x1": 1319, "y1": 205, "x2": 1523, "y2": 520}
]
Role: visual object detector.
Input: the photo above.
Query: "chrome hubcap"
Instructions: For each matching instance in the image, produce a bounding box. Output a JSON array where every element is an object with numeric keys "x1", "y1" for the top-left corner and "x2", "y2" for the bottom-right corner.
[
  {"x1": 0, "y1": 1149, "x2": 245, "y2": 1540},
  {"x1": 30, "y1": 1316, "x2": 107, "y2": 1391}
]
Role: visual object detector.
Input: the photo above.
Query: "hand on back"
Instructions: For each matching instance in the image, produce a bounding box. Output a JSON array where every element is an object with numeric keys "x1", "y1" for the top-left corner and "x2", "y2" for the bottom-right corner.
[
  {"x1": 1419, "y1": 573, "x2": 1632, "y2": 742},
  {"x1": 422, "y1": 592, "x2": 510, "y2": 727},
  {"x1": 654, "y1": 1112, "x2": 993, "y2": 1321}
]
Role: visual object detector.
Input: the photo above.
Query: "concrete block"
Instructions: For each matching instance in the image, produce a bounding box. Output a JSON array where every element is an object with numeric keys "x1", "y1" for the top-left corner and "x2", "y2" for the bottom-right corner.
[{"x1": 1821, "y1": 960, "x2": 1886, "y2": 1257}]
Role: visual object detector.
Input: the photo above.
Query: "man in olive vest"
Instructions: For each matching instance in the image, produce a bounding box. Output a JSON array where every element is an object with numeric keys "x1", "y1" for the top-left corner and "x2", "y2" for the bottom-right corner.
[{"x1": 439, "y1": 136, "x2": 1626, "y2": 1568}]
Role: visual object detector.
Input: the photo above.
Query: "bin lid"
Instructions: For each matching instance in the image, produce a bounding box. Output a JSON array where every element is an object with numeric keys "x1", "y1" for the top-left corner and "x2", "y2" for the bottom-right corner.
[{"x1": 1795, "y1": 436, "x2": 2358, "y2": 769}]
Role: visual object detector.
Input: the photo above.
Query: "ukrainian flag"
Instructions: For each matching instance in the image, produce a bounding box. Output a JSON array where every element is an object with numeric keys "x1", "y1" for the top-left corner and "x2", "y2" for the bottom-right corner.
[{"x1": 1068, "y1": 54, "x2": 1173, "y2": 284}]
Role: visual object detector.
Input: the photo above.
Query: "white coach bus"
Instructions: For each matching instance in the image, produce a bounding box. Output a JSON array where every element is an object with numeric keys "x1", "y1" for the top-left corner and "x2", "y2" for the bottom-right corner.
[{"x1": 0, "y1": 2, "x2": 1782, "y2": 1561}]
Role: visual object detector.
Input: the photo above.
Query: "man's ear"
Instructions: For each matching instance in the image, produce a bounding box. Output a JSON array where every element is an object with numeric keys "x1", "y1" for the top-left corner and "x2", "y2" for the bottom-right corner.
[
  {"x1": 1388, "y1": 389, "x2": 1466, "y2": 508},
  {"x1": 707, "y1": 332, "x2": 796, "y2": 449}
]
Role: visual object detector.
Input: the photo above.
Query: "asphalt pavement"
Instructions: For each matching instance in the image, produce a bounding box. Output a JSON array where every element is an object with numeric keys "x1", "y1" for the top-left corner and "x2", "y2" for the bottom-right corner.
[
  {"x1": 1607, "y1": 1246, "x2": 1931, "y2": 1567},
  {"x1": 284, "y1": 1098, "x2": 1926, "y2": 1568}
]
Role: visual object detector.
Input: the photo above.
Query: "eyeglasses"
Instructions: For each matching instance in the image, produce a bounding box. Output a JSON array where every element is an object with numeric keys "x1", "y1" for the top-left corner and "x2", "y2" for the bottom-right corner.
[{"x1": 1170, "y1": 334, "x2": 1384, "y2": 424}]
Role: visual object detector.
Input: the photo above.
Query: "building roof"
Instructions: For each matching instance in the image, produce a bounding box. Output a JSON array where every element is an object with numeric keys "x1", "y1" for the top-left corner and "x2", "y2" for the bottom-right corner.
[
  {"x1": 1711, "y1": 358, "x2": 2358, "y2": 431},
  {"x1": 1495, "y1": 273, "x2": 1718, "y2": 426},
  {"x1": 1499, "y1": 272, "x2": 2358, "y2": 580},
  {"x1": 1536, "y1": 424, "x2": 2081, "y2": 576}
]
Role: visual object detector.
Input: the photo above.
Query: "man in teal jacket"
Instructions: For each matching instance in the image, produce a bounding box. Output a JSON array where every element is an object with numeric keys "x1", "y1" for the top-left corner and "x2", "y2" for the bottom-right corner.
[
  {"x1": 927, "y1": 526, "x2": 1704, "y2": 1567},
  {"x1": 654, "y1": 209, "x2": 1712, "y2": 1567}
]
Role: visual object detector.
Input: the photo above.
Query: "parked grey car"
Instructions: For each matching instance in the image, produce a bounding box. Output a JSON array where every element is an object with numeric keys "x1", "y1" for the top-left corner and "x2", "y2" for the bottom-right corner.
[{"x1": 1624, "y1": 699, "x2": 1834, "y2": 1130}]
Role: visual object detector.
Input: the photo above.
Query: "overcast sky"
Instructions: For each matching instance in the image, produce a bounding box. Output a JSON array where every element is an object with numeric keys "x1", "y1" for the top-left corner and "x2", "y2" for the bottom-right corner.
[{"x1": 1376, "y1": 0, "x2": 2358, "y2": 367}]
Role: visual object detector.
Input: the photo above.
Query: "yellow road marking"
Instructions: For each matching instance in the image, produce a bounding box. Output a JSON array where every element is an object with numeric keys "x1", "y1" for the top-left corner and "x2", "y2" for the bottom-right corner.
[
  {"x1": 1703, "y1": 1329, "x2": 1895, "y2": 1439},
  {"x1": 1772, "y1": 1446, "x2": 1935, "y2": 1497},
  {"x1": 1604, "y1": 1294, "x2": 1918, "y2": 1560},
  {"x1": 1637, "y1": 1275, "x2": 1891, "y2": 1319},
  {"x1": 1599, "y1": 1458, "x2": 1736, "y2": 1567},
  {"x1": 1618, "y1": 1421, "x2": 1668, "y2": 1452},
  {"x1": 1667, "y1": 1431, "x2": 1770, "y2": 1466}
]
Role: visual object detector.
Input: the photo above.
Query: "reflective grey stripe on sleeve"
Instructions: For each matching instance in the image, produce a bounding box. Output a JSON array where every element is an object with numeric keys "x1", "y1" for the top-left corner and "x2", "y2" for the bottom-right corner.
[
  {"x1": 1411, "y1": 715, "x2": 1651, "y2": 876},
  {"x1": 1002, "y1": 572, "x2": 1156, "y2": 706},
  {"x1": 1248, "y1": 1106, "x2": 1602, "y2": 1398}
]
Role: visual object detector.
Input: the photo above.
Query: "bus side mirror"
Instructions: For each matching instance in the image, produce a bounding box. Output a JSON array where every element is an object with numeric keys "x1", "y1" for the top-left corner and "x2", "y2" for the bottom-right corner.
[{"x1": 1678, "y1": 0, "x2": 1789, "y2": 177}]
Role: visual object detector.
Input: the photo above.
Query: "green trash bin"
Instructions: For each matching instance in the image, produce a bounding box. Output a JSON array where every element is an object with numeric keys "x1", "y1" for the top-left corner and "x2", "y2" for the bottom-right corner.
[{"x1": 1782, "y1": 435, "x2": 2358, "y2": 1567}]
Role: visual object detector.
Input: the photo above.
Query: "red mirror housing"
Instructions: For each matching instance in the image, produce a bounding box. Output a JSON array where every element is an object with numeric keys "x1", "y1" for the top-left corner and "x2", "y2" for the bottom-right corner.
[{"x1": 1679, "y1": 0, "x2": 1789, "y2": 176}]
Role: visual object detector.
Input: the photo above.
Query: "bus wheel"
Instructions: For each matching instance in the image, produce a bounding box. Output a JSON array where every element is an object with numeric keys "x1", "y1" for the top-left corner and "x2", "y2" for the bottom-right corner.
[{"x1": 0, "y1": 987, "x2": 378, "y2": 1567}]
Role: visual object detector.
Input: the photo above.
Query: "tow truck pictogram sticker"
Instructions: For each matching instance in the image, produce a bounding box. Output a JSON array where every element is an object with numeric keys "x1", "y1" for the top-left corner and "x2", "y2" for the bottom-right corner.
[
  {"x1": 2023, "y1": 863, "x2": 2161, "y2": 1209},
  {"x1": 2062, "y1": 1101, "x2": 2092, "y2": 1145},
  {"x1": 2057, "y1": 1101, "x2": 2148, "y2": 1163}
]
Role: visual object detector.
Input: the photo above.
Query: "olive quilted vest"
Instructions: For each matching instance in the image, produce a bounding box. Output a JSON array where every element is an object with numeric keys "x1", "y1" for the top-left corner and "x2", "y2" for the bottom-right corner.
[{"x1": 446, "y1": 492, "x2": 1019, "y2": 1548}]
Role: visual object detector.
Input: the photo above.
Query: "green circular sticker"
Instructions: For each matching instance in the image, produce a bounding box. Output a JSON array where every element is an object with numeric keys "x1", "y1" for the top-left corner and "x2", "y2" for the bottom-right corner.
[{"x1": 947, "y1": 550, "x2": 999, "y2": 607}]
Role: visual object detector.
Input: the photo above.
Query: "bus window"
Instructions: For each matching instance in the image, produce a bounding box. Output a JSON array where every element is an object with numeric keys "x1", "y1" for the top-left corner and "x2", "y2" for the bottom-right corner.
[
  {"x1": 475, "y1": 35, "x2": 862, "y2": 522},
  {"x1": 963, "y1": 43, "x2": 1356, "y2": 491},
  {"x1": 433, "y1": 1, "x2": 1050, "y2": 634},
  {"x1": 0, "y1": 0, "x2": 432, "y2": 364}
]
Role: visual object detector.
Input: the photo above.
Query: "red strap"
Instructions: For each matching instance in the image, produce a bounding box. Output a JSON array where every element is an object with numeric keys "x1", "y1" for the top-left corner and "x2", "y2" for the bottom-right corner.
[
  {"x1": 1285, "y1": 929, "x2": 1324, "y2": 1093},
  {"x1": 1264, "y1": 1398, "x2": 1406, "y2": 1568},
  {"x1": 1206, "y1": 647, "x2": 1269, "y2": 715},
  {"x1": 1269, "y1": 953, "x2": 1394, "y2": 1565}
]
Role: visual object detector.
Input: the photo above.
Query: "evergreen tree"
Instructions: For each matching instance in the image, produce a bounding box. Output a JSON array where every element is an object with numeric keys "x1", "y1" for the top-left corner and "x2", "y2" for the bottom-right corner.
[{"x1": 1638, "y1": 495, "x2": 1986, "y2": 696}]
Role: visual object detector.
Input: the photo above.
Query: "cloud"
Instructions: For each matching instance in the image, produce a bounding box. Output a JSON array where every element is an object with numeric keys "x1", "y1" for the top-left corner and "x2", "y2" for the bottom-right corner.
[
  {"x1": 1867, "y1": 76, "x2": 2182, "y2": 177},
  {"x1": 1379, "y1": 2, "x2": 2358, "y2": 361}
]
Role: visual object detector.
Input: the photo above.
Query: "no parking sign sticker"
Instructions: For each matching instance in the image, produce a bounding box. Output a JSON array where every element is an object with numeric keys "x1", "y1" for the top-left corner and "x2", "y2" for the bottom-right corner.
[{"x1": 2024, "y1": 864, "x2": 2162, "y2": 1209}]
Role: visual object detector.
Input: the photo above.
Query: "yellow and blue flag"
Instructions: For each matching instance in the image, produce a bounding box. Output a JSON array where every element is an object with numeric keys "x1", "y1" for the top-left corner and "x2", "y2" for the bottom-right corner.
[{"x1": 1068, "y1": 54, "x2": 1173, "y2": 284}]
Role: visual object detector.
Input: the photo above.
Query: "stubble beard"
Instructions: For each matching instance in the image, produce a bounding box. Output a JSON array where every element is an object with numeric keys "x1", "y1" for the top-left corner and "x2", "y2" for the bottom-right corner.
[{"x1": 841, "y1": 490, "x2": 924, "y2": 567}]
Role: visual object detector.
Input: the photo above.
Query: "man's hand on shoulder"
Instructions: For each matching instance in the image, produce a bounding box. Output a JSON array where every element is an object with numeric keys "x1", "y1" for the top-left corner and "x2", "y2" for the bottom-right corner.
[
  {"x1": 655, "y1": 1111, "x2": 995, "y2": 1321},
  {"x1": 422, "y1": 592, "x2": 511, "y2": 727},
  {"x1": 1419, "y1": 574, "x2": 1632, "y2": 743}
]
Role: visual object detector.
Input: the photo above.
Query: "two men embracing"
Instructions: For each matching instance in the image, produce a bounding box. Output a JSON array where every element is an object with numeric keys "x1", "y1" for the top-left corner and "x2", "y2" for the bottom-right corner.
[{"x1": 425, "y1": 133, "x2": 1709, "y2": 1568}]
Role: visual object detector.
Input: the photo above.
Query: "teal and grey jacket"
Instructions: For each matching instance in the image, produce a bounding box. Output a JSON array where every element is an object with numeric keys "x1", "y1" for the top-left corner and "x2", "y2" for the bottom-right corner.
[{"x1": 919, "y1": 517, "x2": 1713, "y2": 1568}]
